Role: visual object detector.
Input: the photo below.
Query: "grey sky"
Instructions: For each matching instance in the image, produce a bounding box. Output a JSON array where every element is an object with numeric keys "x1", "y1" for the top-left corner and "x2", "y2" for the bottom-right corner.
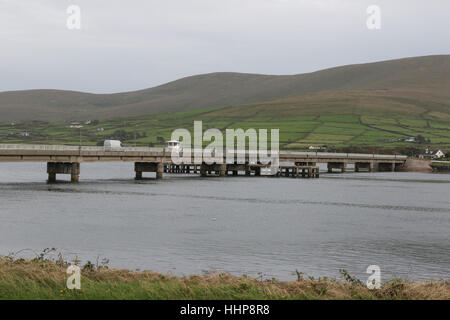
[{"x1": 1, "y1": 0, "x2": 449, "y2": 93}]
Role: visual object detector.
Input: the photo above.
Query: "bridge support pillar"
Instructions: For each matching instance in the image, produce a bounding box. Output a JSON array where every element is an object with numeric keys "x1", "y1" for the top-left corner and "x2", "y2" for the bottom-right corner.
[
  {"x1": 327, "y1": 162, "x2": 346, "y2": 173},
  {"x1": 47, "y1": 162, "x2": 80, "y2": 183},
  {"x1": 219, "y1": 164, "x2": 227, "y2": 177},
  {"x1": 200, "y1": 163, "x2": 219, "y2": 176},
  {"x1": 226, "y1": 164, "x2": 245, "y2": 176},
  {"x1": 371, "y1": 162, "x2": 378, "y2": 172},
  {"x1": 48, "y1": 172, "x2": 56, "y2": 183},
  {"x1": 378, "y1": 162, "x2": 395, "y2": 172},
  {"x1": 200, "y1": 164, "x2": 208, "y2": 177},
  {"x1": 156, "y1": 163, "x2": 164, "y2": 179},
  {"x1": 355, "y1": 162, "x2": 372, "y2": 172},
  {"x1": 199, "y1": 163, "x2": 229, "y2": 176},
  {"x1": 135, "y1": 162, "x2": 164, "y2": 180},
  {"x1": 295, "y1": 162, "x2": 316, "y2": 166}
]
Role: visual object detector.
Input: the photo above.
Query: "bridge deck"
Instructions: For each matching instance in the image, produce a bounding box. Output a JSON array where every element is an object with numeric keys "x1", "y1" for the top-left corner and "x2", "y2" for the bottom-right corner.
[{"x1": 0, "y1": 144, "x2": 407, "y2": 164}]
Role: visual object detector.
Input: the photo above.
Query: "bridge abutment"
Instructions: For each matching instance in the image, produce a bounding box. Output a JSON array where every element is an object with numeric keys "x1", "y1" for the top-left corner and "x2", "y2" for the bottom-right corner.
[{"x1": 47, "y1": 162, "x2": 80, "y2": 183}]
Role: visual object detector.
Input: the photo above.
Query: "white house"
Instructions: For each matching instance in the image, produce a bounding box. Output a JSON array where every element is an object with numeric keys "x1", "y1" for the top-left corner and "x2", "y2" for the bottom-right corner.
[
  {"x1": 309, "y1": 145, "x2": 327, "y2": 150},
  {"x1": 421, "y1": 149, "x2": 446, "y2": 159},
  {"x1": 432, "y1": 150, "x2": 445, "y2": 159}
]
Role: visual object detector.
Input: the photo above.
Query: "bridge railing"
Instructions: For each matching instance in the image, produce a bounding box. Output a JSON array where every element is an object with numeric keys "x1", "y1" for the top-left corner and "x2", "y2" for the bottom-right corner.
[
  {"x1": 0, "y1": 144, "x2": 407, "y2": 160},
  {"x1": 0, "y1": 144, "x2": 80, "y2": 151},
  {"x1": 280, "y1": 151, "x2": 407, "y2": 160},
  {"x1": 0, "y1": 144, "x2": 164, "y2": 152}
]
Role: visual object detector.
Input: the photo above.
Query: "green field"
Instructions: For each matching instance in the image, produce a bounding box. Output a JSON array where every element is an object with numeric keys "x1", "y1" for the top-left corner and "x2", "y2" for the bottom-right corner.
[{"x1": 1, "y1": 104, "x2": 449, "y2": 154}]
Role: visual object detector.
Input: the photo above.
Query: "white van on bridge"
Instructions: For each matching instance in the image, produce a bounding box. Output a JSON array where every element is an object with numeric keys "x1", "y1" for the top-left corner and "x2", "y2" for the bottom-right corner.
[{"x1": 103, "y1": 140, "x2": 122, "y2": 148}]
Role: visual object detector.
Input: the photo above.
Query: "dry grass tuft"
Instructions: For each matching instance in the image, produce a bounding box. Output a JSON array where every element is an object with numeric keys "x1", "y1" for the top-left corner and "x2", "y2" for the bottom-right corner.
[{"x1": 0, "y1": 257, "x2": 448, "y2": 300}]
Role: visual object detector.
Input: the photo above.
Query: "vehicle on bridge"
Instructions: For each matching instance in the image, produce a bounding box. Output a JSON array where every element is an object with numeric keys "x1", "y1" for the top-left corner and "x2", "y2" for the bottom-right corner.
[
  {"x1": 104, "y1": 140, "x2": 122, "y2": 148},
  {"x1": 166, "y1": 140, "x2": 181, "y2": 152}
]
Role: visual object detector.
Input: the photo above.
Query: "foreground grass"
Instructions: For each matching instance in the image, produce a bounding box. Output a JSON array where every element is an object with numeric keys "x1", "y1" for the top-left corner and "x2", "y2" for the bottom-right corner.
[{"x1": 0, "y1": 258, "x2": 448, "y2": 300}]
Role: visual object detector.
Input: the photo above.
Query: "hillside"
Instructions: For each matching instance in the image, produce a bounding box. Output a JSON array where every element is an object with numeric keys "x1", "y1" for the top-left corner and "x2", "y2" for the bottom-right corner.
[
  {"x1": 2, "y1": 86, "x2": 449, "y2": 152},
  {"x1": 1, "y1": 55, "x2": 450, "y2": 121}
]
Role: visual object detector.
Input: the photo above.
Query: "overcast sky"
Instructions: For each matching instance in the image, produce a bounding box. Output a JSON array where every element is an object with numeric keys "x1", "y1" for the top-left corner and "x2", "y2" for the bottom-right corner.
[{"x1": 0, "y1": 0, "x2": 449, "y2": 93}]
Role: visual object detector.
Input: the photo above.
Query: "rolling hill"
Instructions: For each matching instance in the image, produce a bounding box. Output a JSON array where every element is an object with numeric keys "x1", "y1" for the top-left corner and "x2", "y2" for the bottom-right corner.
[
  {"x1": 2, "y1": 86, "x2": 449, "y2": 151},
  {"x1": 1, "y1": 55, "x2": 450, "y2": 122}
]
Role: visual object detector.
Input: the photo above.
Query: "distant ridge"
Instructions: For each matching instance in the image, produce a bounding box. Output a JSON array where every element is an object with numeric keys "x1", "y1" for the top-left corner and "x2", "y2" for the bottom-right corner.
[{"x1": 1, "y1": 55, "x2": 449, "y2": 121}]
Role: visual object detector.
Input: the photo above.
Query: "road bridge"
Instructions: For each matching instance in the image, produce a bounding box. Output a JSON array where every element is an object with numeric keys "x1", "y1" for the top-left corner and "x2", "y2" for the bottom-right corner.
[{"x1": 0, "y1": 144, "x2": 407, "y2": 182}]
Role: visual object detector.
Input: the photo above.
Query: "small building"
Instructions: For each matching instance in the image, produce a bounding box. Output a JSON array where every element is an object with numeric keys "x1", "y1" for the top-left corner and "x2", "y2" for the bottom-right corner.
[
  {"x1": 420, "y1": 149, "x2": 446, "y2": 159},
  {"x1": 308, "y1": 145, "x2": 327, "y2": 150},
  {"x1": 404, "y1": 137, "x2": 416, "y2": 142},
  {"x1": 432, "y1": 150, "x2": 446, "y2": 159}
]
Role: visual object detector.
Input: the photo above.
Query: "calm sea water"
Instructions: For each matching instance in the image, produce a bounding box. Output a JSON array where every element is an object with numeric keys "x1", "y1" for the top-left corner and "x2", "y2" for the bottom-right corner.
[{"x1": 0, "y1": 162, "x2": 449, "y2": 281}]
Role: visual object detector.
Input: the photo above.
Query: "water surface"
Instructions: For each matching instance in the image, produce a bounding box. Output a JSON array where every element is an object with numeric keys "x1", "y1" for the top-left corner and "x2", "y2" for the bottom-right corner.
[{"x1": 0, "y1": 162, "x2": 449, "y2": 281}]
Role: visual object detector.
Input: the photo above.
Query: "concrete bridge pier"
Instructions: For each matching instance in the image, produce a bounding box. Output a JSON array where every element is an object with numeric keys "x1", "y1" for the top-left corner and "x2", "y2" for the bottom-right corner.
[
  {"x1": 135, "y1": 162, "x2": 164, "y2": 180},
  {"x1": 47, "y1": 162, "x2": 80, "y2": 183},
  {"x1": 245, "y1": 165, "x2": 262, "y2": 176},
  {"x1": 355, "y1": 162, "x2": 374, "y2": 172},
  {"x1": 327, "y1": 162, "x2": 346, "y2": 173},
  {"x1": 219, "y1": 164, "x2": 227, "y2": 177},
  {"x1": 295, "y1": 161, "x2": 316, "y2": 166},
  {"x1": 378, "y1": 162, "x2": 396, "y2": 172},
  {"x1": 279, "y1": 165, "x2": 319, "y2": 178},
  {"x1": 200, "y1": 163, "x2": 232, "y2": 177},
  {"x1": 226, "y1": 164, "x2": 245, "y2": 176},
  {"x1": 199, "y1": 163, "x2": 226, "y2": 176},
  {"x1": 200, "y1": 164, "x2": 207, "y2": 177}
]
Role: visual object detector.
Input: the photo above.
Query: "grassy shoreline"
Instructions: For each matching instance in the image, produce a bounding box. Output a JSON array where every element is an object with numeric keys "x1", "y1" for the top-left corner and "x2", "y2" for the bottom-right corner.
[
  {"x1": 0, "y1": 257, "x2": 448, "y2": 300},
  {"x1": 431, "y1": 161, "x2": 450, "y2": 172}
]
